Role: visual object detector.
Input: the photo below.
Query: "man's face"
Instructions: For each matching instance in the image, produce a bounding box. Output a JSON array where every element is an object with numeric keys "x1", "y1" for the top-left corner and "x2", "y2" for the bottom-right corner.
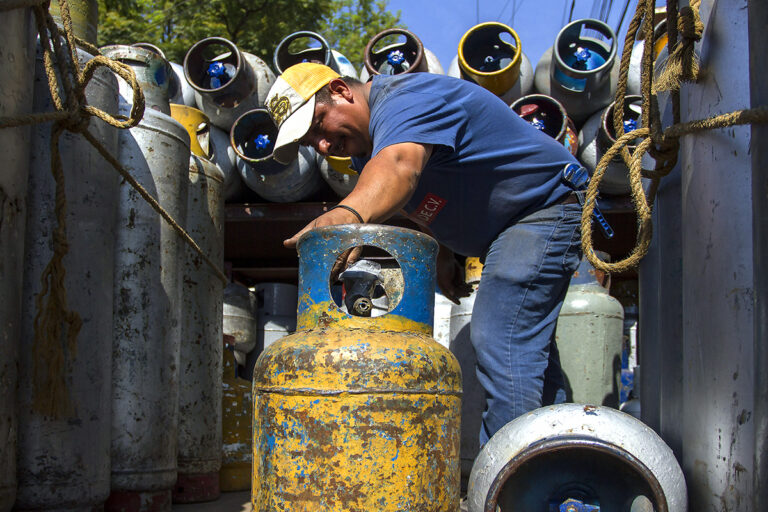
[{"x1": 300, "y1": 84, "x2": 371, "y2": 159}]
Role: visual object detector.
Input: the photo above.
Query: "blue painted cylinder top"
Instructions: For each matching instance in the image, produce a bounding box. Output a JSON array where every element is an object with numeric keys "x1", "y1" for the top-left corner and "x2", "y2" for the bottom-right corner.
[{"x1": 295, "y1": 224, "x2": 438, "y2": 332}]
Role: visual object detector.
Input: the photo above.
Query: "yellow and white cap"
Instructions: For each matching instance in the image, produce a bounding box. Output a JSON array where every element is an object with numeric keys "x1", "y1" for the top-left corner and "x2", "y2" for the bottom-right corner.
[{"x1": 264, "y1": 62, "x2": 340, "y2": 164}]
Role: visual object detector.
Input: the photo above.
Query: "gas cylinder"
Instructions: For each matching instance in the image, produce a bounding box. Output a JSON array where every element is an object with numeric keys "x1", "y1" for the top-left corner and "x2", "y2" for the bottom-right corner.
[
  {"x1": 184, "y1": 37, "x2": 275, "y2": 130},
  {"x1": 0, "y1": 8, "x2": 34, "y2": 511},
  {"x1": 510, "y1": 94, "x2": 579, "y2": 156},
  {"x1": 533, "y1": 18, "x2": 620, "y2": 126},
  {"x1": 209, "y1": 124, "x2": 244, "y2": 201},
  {"x1": 101, "y1": 45, "x2": 172, "y2": 114},
  {"x1": 223, "y1": 283, "x2": 258, "y2": 365},
  {"x1": 578, "y1": 95, "x2": 654, "y2": 195},
  {"x1": 240, "y1": 282, "x2": 297, "y2": 382},
  {"x1": 315, "y1": 153, "x2": 359, "y2": 198},
  {"x1": 231, "y1": 108, "x2": 322, "y2": 202},
  {"x1": 15, "y1": 43, "x2": 118, "y2": 511},
  {"x1": 251, "y1": 225, "x2": 462, "y2": 511},
  {"x1": 130, "y1": 43, "x2": 196, "y2": 107},
  {"x1": 220, "y1": 341, "x2": 253, "y2": 492},
  {"x1": 49, "y1": 0, "x2": 98, "y2": 45},
  {"x1": 555, "y1": 255, "x2": 624, "y2": 407},
  {"x1": 108, "y1": 57, "x2": 190, "y2": 510},
  {"x1": 359, "y1": 28, "x2": 443, "y2": 82},
  {"x1": 447, "y1": 22, "x2": 533, "y2": 105},
  {"x1": 467, "y1": 403, "x2": 687, "y2": 511},
  {"x1": 273, "y1": 30, "x2": 357, "y2": 77},
  {"x1": 254, "y1": 282, "x2": 298, "y2": 351},
  {"x1": 448, "y1": 257, "x2": 485, "y2": 483},
  {"x1": 627, "y1": 19, "x2": 668, "y2": 96},
  {"x1": 432, "y1": 292, "x2": 454, "y2": 349},
  {"x1": 171, "y1": 107, "x2": 225, "y2": 503}
]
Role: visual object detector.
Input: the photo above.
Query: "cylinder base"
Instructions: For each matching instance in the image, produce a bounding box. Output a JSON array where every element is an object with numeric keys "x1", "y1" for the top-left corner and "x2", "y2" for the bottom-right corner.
[
  {"x1": 104, "y1": 490, "x2": 171, "y2": 512},
  {"x1": 172, "y1": 472, "x2": 220, "y2": 503}
]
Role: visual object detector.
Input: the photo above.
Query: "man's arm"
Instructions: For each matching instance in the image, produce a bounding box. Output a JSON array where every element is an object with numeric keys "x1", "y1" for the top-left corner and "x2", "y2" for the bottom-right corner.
[{"x1": 283, "y1": 142, "x2": 433, "y2": 248}]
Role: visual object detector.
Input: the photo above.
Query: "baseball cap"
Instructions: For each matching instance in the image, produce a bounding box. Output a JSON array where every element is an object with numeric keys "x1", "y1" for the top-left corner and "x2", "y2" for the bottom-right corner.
[{"x1": 264, "y1": 62, "x2": 340, "y2": 164}]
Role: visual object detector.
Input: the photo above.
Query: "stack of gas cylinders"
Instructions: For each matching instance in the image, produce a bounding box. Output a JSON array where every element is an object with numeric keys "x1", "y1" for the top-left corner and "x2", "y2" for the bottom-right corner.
[{"x1": 0, "y1": 1, "x2": 676, "y2": 510}]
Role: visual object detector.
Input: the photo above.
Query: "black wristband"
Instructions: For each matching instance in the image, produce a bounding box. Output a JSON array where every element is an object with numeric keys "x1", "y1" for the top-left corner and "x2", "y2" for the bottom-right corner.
[{"x1": 330, "y1": 204, "x2": 364, "y2": 223}]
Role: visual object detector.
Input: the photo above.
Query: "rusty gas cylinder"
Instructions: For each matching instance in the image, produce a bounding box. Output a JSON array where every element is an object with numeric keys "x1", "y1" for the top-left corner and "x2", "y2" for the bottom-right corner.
[{"x1": 251, "y1": 224, "x2": 462, "y2": 511}]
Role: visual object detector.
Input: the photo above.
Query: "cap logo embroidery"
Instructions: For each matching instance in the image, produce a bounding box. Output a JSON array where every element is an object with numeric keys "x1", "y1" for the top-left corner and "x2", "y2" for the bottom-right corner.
[{"x1": 268, "y1": 95, "x2": 291, "y2": 125}]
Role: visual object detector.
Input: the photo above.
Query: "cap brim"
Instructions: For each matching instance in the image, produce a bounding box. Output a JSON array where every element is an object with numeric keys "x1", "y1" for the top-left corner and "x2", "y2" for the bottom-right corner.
[{"x1": 272, "y1": 94, "x2": 316, "y2": 165}]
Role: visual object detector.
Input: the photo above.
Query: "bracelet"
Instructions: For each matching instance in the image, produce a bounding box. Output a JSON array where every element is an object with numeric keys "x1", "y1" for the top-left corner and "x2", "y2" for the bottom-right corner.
[{"x1": 330, "y1": 204, "x2": 364, "y2": 223}]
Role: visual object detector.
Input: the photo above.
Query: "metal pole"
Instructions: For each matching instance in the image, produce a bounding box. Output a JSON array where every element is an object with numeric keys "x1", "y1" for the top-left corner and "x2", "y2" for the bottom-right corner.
[
  {"x1": 750, "y1": 0, "x2": 768, "y2": 508},
  {"x1": 615, "y1": 0, "x2": 632, "y2": 36}
]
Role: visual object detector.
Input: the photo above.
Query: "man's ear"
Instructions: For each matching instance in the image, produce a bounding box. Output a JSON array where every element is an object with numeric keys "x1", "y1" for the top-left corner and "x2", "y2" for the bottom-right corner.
[{"x1": 328, "y1": 78, "x2": 353, "y2": 101}]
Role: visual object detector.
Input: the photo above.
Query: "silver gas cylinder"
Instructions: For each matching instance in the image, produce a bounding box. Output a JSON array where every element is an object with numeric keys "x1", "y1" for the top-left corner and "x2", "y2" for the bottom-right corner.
[
  {"x1": 172, "y1": 101, "x2": 243, "y2": 202},
  {"x1": 578, "y1": 94, "x2": 654, "y2": 195},
  {"x1": 627, "y1": 19, "x2": 668, "y2": 96},
  {"x1": 209, "y1": 124, "x2": 243, "y2": 201},
  {"x1": 467, "y1": 403, "x2": 687, "y2": 511},
  {"x1": 108, "y1": 85, "x2": 190, "y2": 509},
  {"x1": 314, "y1": 153, "x2": 359, "y2": 198},
  {"x1": 510, "y1": 94, "x2": 579, "y2": 156},
  {"x1": 273, "y1": 30, "x2": 357, "y2": 77},
  {"x1": 129, "y1": 43, "x2": 197, "y2": 108},
  {"x1": 254, "y1": 282, "x2": 298, "y2": 351},
  {"x1": 174, "y1": 154, "x2": 225, "y2": 504},
  {"x1": 231, "y1": 108, "x2": 322, "y2": 202},
  {"x1": 446, "y1": 22, "x2": 533, "y2": 105},
  {"x1": 101, "y1": 45, "x2": 172, "y2": 114},
  {"x1": 0, "y1": 8, "x2": 34, "y2": 511},
  {"x1": 432, "y1": 292, "x2": 454, "y2": 349},
  {"x1": 169, "y1": 62, "x2": 197, "y2": 107},
  {"x1": 240, "y1": 282, "x2": 297, "y2": 383},
  {"x1": 556, "y1": 255, "x2": 624, "y2": 407},
  {"x1": 533, "y1": 18, "x2": 620, "y2": 126},
  {"x1": 359, "y1": 28, "x2": 443, "y2": 82},
  {"x1": 168, "y1": 103, "x2": 225, "y2": 503},
  {"x1": 48, "y1": 0, "x2": 98, "y2": 45},
  {"x1": 223, "y1": 282, "x2": 258, "y2": 365},
  {"x1": 184, "y1": 37, "x2": 275, "y2": 131},
  {"x1": 16, "y1": 43, "x2": 119, "y2": 511},
  {"x1": 448, "y1": 257, "x2": 485, "y2": 483}
]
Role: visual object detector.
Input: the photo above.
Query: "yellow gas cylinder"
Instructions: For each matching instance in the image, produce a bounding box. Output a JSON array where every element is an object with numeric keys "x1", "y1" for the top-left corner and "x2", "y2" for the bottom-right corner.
[
  {"x1": 219, "y1": 335, "x2": 252, "y2": 492},
  {"x1": 251, "y1": 225, "x2": 462, "y2": 511}
]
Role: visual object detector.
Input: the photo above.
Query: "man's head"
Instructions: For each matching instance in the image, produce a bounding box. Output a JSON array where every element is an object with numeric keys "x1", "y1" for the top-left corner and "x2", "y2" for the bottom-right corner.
[{"x1": 264, "y1": 63, "x2": 371, "y2": 164}]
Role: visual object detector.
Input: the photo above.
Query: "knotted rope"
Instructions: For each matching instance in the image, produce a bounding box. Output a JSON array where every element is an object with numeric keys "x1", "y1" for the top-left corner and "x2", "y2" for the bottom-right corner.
[
  {"x1": 0, "y1": 0, "x2": 226, "y2": 417},
  {"x1": 582, "y1": 0, "x2": 768, "y2": 274}
]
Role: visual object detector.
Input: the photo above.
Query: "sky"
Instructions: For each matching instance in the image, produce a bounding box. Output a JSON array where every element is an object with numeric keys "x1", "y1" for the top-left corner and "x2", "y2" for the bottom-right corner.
[{"x1": 384, "y1": 0, "x2": 644, "y2": 74}]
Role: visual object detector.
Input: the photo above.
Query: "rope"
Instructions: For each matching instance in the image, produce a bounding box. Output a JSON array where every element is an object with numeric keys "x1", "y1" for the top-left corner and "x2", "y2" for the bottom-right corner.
[
  {"x1": 1, "y1": 0, "x2": 226, "y2": 417},
  {"x1": 582, "y1": 0, "x2": 768, "y2": 274}
]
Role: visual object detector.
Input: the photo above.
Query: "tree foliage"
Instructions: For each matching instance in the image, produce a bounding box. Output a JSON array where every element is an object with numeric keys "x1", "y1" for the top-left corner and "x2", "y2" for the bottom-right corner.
[
  {"x1": 97, "y1": 0, "x2": 403, "y2": 69},
  {"x1": 318, "y1": 0, "x2": 405, "y2": 68}
]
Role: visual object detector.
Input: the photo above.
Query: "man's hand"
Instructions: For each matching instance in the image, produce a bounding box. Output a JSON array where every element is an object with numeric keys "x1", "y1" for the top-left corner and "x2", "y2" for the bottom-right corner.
[
  {"x1": 436, "y1": 245, "x2": 473, "y2": 305},
  {"x1": 283, "y1": 207, "x2": 364, "y2": 282},
  {"x1": 283, "y1": 206, "x2": 362, "y2": 249}
]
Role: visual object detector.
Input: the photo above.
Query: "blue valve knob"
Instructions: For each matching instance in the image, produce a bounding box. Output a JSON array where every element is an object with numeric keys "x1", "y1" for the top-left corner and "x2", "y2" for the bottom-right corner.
[
  {"x1": 387, "y1": 50, "x2": 405, "y2": 66},
  {"x1": 253, "y1": 134, "x2": 271, "y2": 150},
  {"x1": 623, "y1": 118, "x2": 638, "y2": 133},
  {"x1": 574, "y1": 46, "x2": 592, "y2": 64},
  {"x1": 207, "y1": 61, "x2": 226, "y2": 77},
  {"x1": 531, "y1": 118, "x2": 546, "y2": 131},
  {"x1": 484, "y1": 55, "x2": 497, "y2": 65}
]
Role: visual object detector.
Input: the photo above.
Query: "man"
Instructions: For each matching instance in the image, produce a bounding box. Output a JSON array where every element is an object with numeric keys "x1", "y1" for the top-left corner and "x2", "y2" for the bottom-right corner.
[{"x1": 266, "y1": 62, "x2": 583, "y2": 445}]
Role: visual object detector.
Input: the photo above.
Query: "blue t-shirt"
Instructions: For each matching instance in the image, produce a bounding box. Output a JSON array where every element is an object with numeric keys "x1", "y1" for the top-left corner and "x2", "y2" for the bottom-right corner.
[{"x1": 354, "y1": 73, "x2": 578, "y2": 257}]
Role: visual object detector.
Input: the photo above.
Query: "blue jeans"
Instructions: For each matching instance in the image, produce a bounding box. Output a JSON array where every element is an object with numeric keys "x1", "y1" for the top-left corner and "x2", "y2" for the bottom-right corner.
[{"x1": 471, "y1": 202, "x2": 583, "y2": 445}]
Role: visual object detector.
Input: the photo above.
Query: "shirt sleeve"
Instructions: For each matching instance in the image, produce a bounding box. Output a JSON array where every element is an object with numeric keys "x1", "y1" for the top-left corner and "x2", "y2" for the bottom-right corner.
[{"x1": 369, "y1": 86, "x2": 465, "y2": 157}]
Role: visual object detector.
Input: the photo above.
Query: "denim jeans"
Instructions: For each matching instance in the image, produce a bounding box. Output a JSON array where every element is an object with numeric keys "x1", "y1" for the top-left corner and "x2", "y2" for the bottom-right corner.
[{"x1": 471, "y1": 202, "x2": 583, "y2": 446}]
